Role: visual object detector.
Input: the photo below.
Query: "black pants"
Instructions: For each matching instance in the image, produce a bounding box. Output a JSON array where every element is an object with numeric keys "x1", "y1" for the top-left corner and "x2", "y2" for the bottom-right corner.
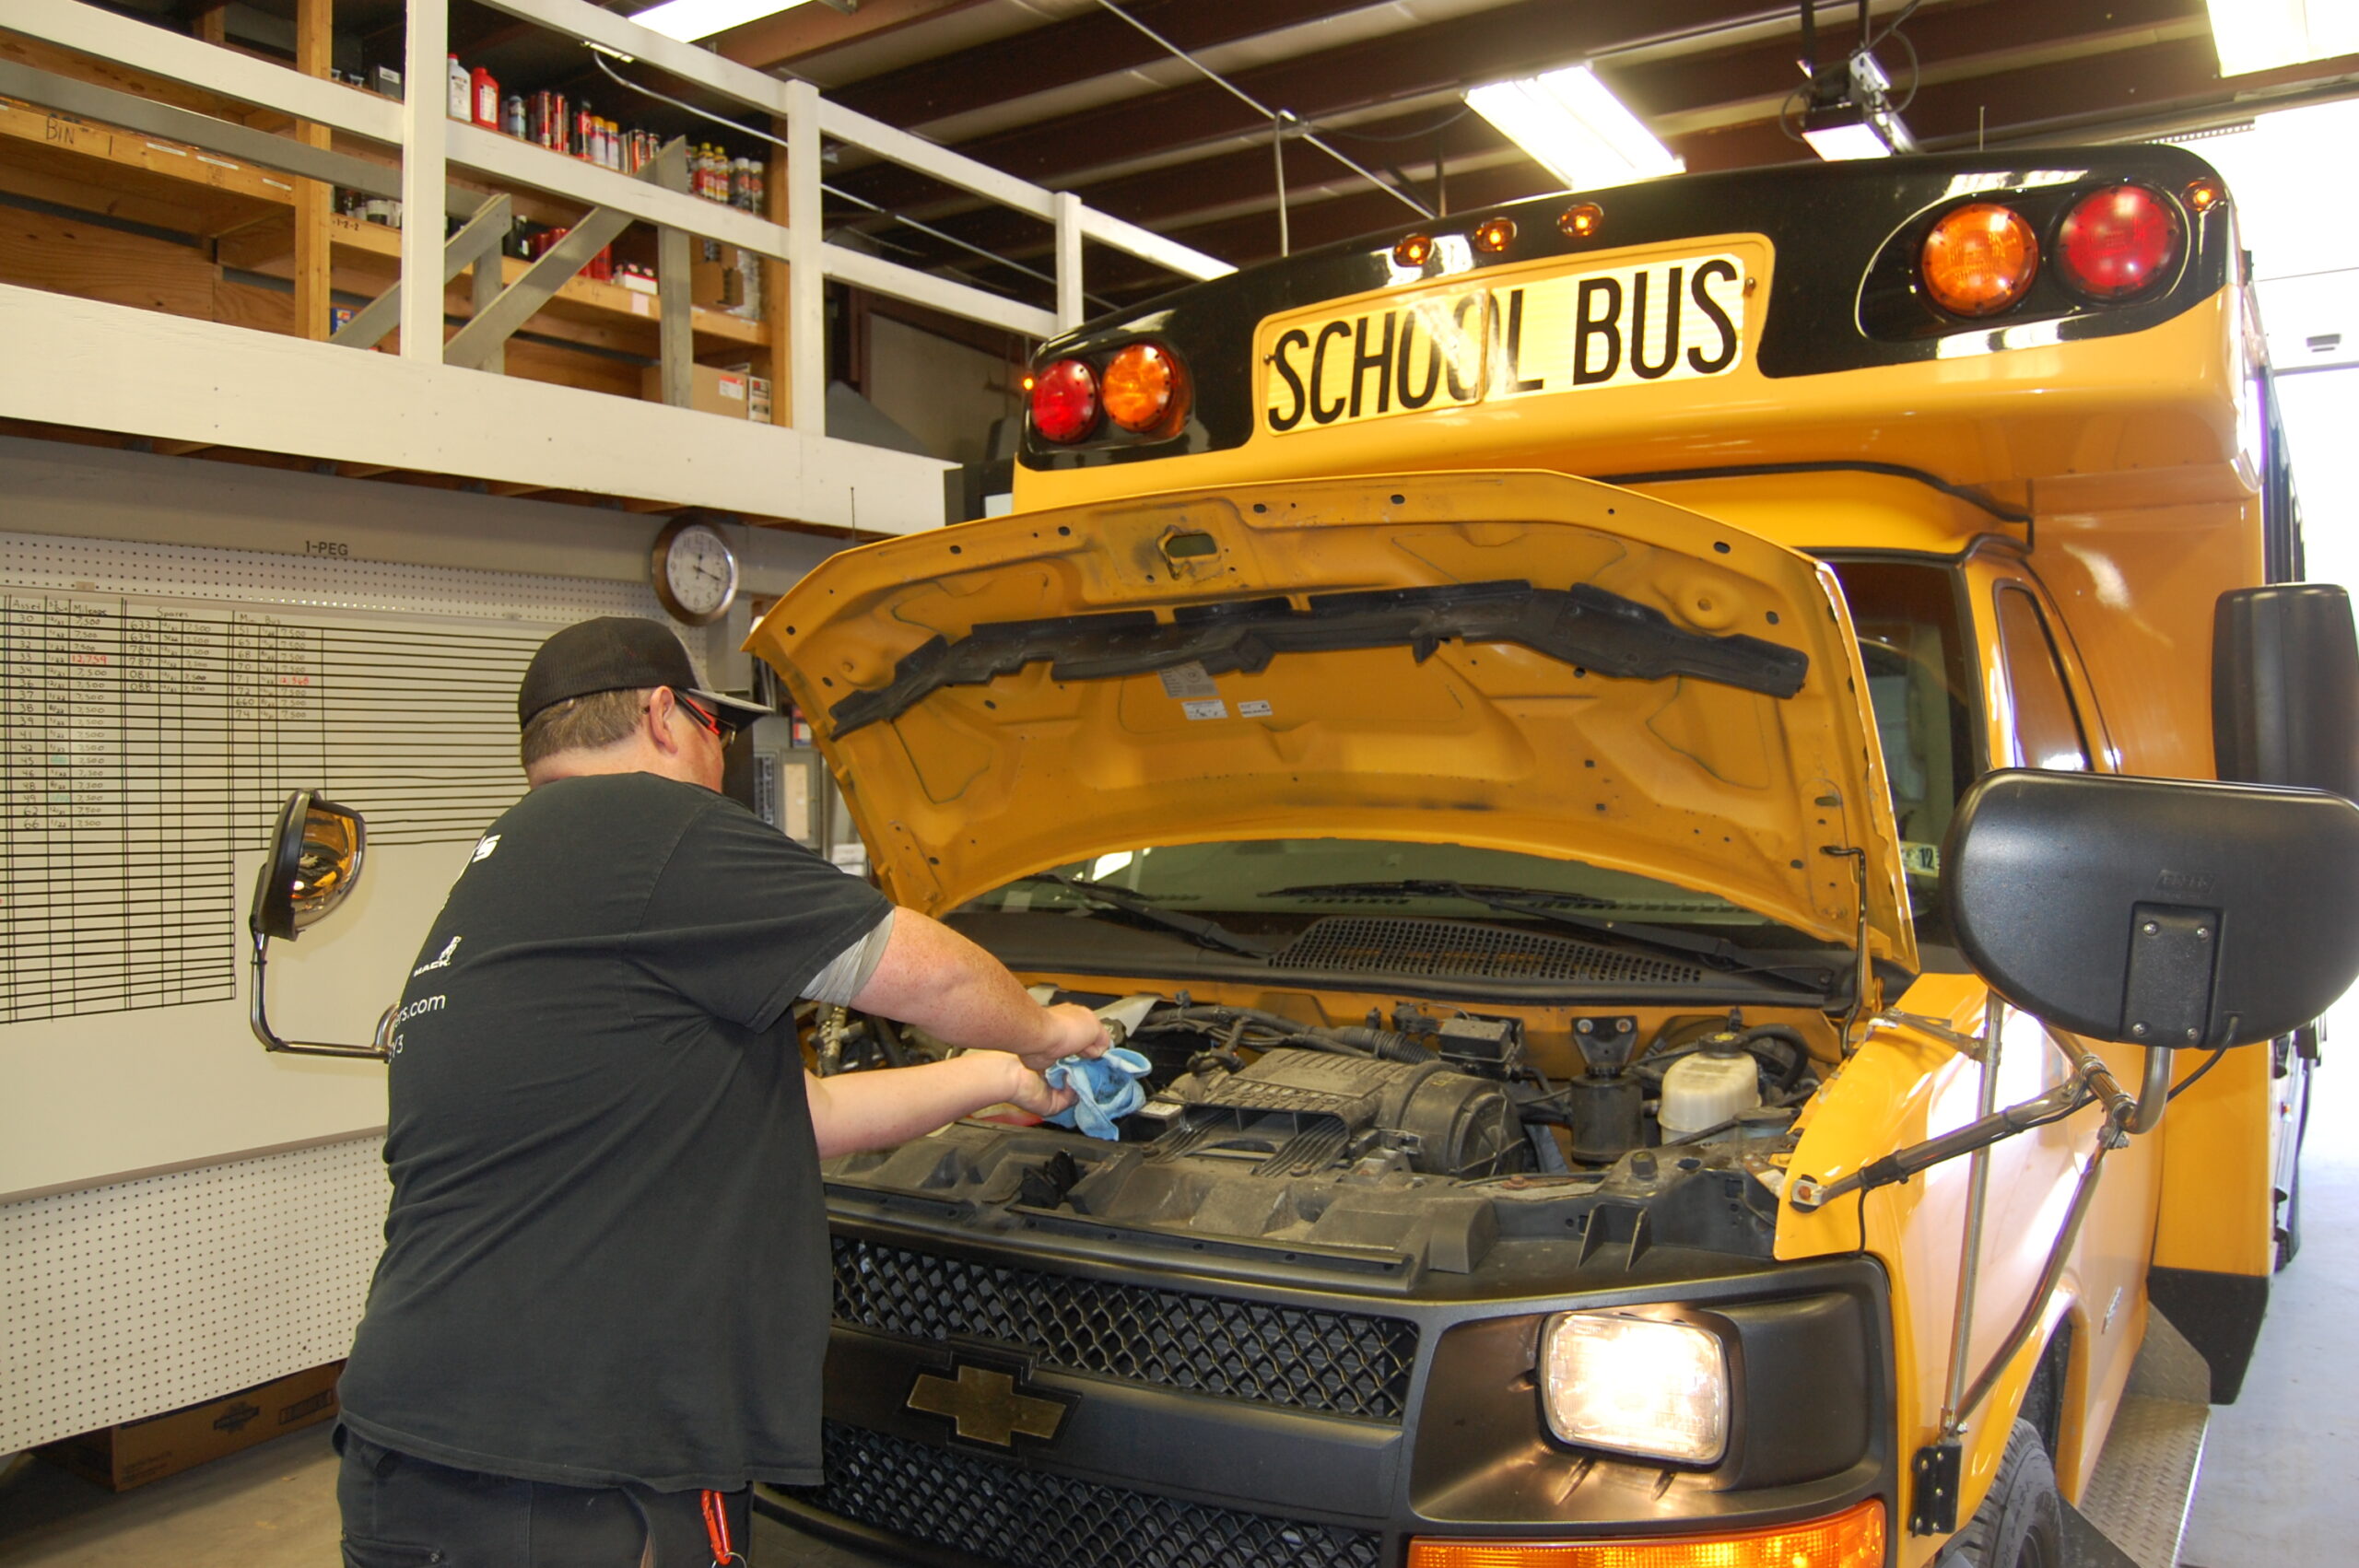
[{"x1": 335, "y1": 1426, "x2": 752, "y2": 1567}]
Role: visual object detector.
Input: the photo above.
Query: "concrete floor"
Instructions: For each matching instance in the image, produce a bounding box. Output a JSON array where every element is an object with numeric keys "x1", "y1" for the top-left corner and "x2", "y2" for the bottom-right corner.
[{"x1": 5, "y1": 1059, "x2": 2353, "y2": 1568}]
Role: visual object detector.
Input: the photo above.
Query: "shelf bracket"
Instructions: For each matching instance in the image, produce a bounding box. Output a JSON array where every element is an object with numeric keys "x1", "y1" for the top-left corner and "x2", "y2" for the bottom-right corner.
[
  {"x1": 441, "y1": 139, "x2": 691, "y2": 375},
  {"x1": 332, "y1": 193, "x2": 514, "y2": 354}
]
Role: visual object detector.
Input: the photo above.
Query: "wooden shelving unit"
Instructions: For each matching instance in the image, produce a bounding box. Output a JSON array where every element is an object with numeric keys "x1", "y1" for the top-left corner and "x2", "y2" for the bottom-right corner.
[{"x1": 0, "y1": 22, "x2": 786, "y2": 409}]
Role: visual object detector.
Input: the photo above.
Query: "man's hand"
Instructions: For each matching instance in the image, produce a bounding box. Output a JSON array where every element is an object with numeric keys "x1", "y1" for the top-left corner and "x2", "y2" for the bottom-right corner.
[
  {"x1": 1012, "y1": 1002, "x2": 1110, "y2": 1073},
  {"x1": 1001, "y1": 1058, "x2": 1080, "y2": 1119}
]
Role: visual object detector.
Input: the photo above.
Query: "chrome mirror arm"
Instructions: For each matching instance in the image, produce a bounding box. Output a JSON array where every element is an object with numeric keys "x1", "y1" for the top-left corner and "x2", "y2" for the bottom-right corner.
[{"x1": 248, "y1": 930, "x2": 391, "y2": 1061}]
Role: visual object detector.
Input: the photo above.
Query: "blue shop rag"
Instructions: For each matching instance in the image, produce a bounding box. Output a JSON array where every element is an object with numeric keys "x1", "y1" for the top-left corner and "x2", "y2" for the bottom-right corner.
[{"x1": 1043, "y1": 1047, "x2": 1152, "y2": 1140}]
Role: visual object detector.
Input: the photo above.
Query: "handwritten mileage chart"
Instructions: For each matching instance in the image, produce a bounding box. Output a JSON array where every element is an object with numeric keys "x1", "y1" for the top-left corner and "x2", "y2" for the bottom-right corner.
[{"x1": 1, "y1": 593, "x2": 543, "y2": 1026}]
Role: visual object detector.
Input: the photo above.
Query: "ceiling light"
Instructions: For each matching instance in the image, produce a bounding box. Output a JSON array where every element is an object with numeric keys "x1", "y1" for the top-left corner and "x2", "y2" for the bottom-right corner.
[
  {"x1": 2206, "y1": 0, "x2": 2359, "y2": 76},
  {"x1": 1801, "y1": 51, "x2": 1918, "y2": 161},
  {"x1": 1465, "y1": 66, "x2": 1683, "y2": 192},
  {"x1": 629, "y1": 0, "x2": 823, "y2": 43}
]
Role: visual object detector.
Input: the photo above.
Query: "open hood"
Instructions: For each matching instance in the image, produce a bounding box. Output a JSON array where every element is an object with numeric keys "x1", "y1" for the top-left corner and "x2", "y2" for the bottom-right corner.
[{"x1": 746, "y1": 472, "x2": 1913, "y2": 969}]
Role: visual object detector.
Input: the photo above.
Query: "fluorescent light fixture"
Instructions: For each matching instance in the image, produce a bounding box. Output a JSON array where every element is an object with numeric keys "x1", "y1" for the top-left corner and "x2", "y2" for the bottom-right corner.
[
  {"x1": 1465, "y1": 65, "x2": 1683, "y2": 191},
  {"x1": 1802, "y1": 109, "x2": 1895, "y2": 161},
  {"x1": 1800, "y1": 52, "x2": 1918, "y2": 161},
  {"x1": 2207, "y1": 0, "x2": 2359, "y2": 76},
  {"x1": 629, "y1": 0, "x2": 821, "y2": 43}
]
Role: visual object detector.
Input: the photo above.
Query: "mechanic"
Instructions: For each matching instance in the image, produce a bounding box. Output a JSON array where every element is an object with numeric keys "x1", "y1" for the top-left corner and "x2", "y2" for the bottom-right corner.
[{"x1": 334, "y1": 615, "x2": 1109, "y2": 1567}]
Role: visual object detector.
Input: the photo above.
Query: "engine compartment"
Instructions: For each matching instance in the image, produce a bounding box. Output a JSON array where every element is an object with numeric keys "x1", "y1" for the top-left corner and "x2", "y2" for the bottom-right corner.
[{"x1": 814, "y1": 994, "x2": 1822, "y2": 1275}]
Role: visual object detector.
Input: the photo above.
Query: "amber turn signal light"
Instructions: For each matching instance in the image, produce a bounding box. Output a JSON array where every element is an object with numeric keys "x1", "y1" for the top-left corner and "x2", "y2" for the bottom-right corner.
[
  {"x1": 2186, "y1": 177, "x2": 2225, "y2": 214},
  {"x1": 1921, "y1": 202, "x2": 2039, "y2": 318},
  {"x1": 1393, "y1": 232, "x2": 1437, "y2": 267},
  {"x1": 1559, "y1": 203, "x2": 1604, "y2": 240},
  {"x1": 1408, "y1": 1499, "x2": 1884, "y2": 1568},
  {"x1": 1473, "y1": 216, "x2": 1517, "y2": 253},
  {"x1": 1102, "y1": 341, "x2": 1185, "y2": 435}
]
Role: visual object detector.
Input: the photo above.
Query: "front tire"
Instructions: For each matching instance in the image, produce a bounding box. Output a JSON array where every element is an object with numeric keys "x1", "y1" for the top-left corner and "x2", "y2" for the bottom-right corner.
[{"x1": 1942, "y1": 1421, "x2": 2062, "y2": 1568}]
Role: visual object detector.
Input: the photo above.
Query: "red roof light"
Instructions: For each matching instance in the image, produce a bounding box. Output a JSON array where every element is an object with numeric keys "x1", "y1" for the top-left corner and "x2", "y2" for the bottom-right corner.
[
  {"x1": 1030, "y1": 358, "x2": 1099, "y2": 443},
  {"x1": 2057, "y1": 184, "x2": 2183, "y2": 302}
]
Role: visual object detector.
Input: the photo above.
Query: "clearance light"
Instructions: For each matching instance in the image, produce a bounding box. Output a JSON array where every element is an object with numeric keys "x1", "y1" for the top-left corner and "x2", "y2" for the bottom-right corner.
[
  {"x1": 2204, "y1": 0, "x2": 2359, "y2": 77},
  {"x1": 1465, "y1": 66, "x2": 1684, "y2": 191},
  {"x1": 1559, "y1": 203, "x2": 1604, "y2": 239},
  {"x1": 2056, "y1": 184, "x2": 2184, "y2": 301},
  {"x1": 1101, "y1": 342, "x2": 1185, "y2": 434},
  {"x1": 1407, "y1": 1501, "x2": 1886, "y2": 1568},
  {"x1": 1539, "y1": 1311, "x2": 1727, "y2": 1465},
  {"x1": 1473, "y1": 216, "x2": 1518, "y2": 253},
  {"x1": 1394, "y1": 232, "x2": 1438, "y2": 267},
  {"x1": 1028, "y1": 357, "x2": 1098, "y2": 444},
  {"x1": 629, "y1": 0, "x2": 824, "y2": 43},
  {"x1": 1921, "y1": 203, "x2": 2040, "y2": 318},
  {"x1": 2187, "y1": 177, "x2": 2226, "y2": 214}
]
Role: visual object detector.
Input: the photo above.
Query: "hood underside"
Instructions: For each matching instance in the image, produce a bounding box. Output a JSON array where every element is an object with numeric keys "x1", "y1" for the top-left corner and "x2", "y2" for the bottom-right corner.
[{"x1": 746, "y1": 471, "x2": 1912, "y2": 965}]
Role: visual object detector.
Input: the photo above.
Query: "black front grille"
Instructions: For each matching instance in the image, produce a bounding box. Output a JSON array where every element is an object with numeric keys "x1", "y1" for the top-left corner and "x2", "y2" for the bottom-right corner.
[
  {"x1": 1276, "y1": 916, "x2": 1704, "y2": 985},
  {"x1": 792, "y1": 1421, "x2": 1384, "y2": 1568},
  {"x1": 832, "y1": 1237, "x2": 1418, "y2": 1423}
]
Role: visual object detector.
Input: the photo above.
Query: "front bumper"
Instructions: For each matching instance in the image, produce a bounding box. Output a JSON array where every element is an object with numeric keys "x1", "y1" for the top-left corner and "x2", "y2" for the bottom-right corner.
[{"x1": 768, "y1": 1216, "x2": 1896, "y2": 1568}]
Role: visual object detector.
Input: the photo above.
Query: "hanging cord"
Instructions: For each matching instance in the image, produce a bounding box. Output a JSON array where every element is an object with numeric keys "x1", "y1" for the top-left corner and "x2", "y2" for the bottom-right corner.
[
  {"x1": 585, "y1": 47, "x2": 1115, "y2": 312},
  {"x1": 1088, "y1": 0, "x2": 1434, "y2": 220}
]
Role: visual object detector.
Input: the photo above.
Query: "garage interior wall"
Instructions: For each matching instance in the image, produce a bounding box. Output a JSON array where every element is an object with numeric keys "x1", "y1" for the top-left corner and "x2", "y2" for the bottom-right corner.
[{"x1": 0, "y1": 433, "x2": 851, "y2": 1453}]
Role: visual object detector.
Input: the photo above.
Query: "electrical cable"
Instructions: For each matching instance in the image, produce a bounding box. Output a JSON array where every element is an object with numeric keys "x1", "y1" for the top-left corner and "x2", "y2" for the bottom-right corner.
[
  {"x1": 2166, "y1": 1047, "x2": 2229, "y2": 1103},
  {"x1": 1317, "y1": 104, "x2": 1475, "y2": 143},
  {"x1": 1086, "y1": 0, "x2": 1435, "y2": 220},
  {"x1": 584, "y1": 48, "x2": 1114, "y2": 314}
]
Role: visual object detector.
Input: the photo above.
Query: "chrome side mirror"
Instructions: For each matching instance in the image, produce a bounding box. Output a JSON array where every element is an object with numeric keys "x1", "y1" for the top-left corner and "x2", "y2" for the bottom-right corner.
[{"x1": 249, "y1": 790, "x2": 386, "y2": 1059}]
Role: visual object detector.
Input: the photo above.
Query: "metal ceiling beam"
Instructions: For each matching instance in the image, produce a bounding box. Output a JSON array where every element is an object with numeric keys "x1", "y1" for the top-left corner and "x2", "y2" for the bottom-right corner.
[
  {"x1": 820, "y1": 0, "x2": 1766, "y2": 210},
  {"x1": 826, "y1": 0, "x2": 1397, "y2": 129}
]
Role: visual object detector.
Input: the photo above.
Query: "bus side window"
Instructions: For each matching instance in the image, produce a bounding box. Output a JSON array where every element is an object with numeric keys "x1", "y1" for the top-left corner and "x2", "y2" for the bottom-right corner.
[{"x1": 1994, "y1": 585, "x2": 2091, "y2": 771}]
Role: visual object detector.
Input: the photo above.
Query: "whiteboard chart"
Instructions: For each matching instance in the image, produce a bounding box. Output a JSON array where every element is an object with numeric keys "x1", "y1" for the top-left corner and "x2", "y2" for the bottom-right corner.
[{"x1": 1, "y1": 593, "x2": 554, "y2": 1026}]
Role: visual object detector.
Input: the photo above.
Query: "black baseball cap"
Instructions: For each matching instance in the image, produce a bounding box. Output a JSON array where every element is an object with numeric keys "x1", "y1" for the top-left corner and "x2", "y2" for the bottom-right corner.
[{"x1": 518, "y1": 616, "x2": 775, "y2": 730}]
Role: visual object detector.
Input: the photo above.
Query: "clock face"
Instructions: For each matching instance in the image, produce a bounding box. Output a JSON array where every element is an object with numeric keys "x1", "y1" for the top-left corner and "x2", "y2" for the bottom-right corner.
[{"x1": 659, "y1": 522, "x2": 738, "y2": 624}]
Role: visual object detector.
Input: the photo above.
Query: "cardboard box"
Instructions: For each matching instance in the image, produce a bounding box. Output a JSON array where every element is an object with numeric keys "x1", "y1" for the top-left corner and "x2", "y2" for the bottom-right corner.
[
  {"x1": 643, "y1": 363, "x2": 773, "y2": 422},
  {"x1": 690, "y1": 241, "x2": 745, "y2": 311},
  {"x1": 41, "y1": 1362, "x2": 343, "y2": 1492}
]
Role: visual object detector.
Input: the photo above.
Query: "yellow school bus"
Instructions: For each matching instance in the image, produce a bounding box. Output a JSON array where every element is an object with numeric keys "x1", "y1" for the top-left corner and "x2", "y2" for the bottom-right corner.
[{"x1": 745, "y1": 146, "x2": 2359, "y2": 1568}]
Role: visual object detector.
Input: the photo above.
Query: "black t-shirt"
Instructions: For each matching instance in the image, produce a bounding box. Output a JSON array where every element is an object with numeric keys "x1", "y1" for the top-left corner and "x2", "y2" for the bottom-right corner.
[{"x1": 337, "y1": 771, "x2": 889, "y2": 1492}]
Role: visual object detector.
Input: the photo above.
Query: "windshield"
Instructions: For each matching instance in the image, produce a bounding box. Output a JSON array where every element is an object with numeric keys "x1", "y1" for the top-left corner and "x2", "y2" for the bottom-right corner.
[
  {"x1": 961, "y1": 838, "x2": 1834, "y2": 956},
  {"x1": 1825, "y1": 557, "x2": 1981, "y2": 965}
]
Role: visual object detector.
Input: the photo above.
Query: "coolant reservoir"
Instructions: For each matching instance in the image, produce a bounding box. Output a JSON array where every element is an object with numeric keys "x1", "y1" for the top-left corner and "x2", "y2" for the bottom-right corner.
[{"x1": 1659, "y1": 1049, "x2": 1761, "y2": 1139}]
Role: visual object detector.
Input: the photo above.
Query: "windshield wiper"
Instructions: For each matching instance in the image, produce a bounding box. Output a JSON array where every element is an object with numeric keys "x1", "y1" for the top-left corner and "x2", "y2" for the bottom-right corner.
[
  {"x1": 1259, "y1": 880, "x2": 1840, "y2": 988},
  {"x1": 1009, "y1": 872, "x2": 1280, "y2": 959}
]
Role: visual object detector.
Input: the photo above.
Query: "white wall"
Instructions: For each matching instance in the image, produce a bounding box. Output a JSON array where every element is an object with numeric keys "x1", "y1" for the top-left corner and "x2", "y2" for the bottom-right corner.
[{"x1": 865, "y1": 314, "x2": 1024, "y2": 469}]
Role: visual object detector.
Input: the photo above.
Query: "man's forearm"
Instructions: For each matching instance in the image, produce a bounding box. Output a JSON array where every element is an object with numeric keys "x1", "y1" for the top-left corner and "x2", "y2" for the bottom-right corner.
[
  {"x1": 804, "y1": 1055, "x2": 1023, "y2": 1158},
  {"x1": 848, "y1": 908, "x2": 1060, "y2": 1055}
]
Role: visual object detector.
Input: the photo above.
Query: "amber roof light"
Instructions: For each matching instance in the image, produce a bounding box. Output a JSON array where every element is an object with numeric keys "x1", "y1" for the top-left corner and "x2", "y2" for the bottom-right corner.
[
  {"x1": 1559, "y1": 203, "x2": 1604, "y2": 239},
  {"x1": 1921, "y1": 203, "x2": 2040, "y2": 318}
]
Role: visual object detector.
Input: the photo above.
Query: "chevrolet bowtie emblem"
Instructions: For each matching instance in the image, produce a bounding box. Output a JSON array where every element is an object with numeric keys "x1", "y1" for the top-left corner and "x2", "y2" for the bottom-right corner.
[{"x1": 906, "y1": 1363, "x2": 1071, "y2": 1448}]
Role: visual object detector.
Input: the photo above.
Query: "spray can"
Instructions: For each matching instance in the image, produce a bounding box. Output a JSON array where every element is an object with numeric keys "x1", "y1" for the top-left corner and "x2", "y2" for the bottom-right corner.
[{"x1": 504, "y1": 95, "x2": 526, "y2": 139}]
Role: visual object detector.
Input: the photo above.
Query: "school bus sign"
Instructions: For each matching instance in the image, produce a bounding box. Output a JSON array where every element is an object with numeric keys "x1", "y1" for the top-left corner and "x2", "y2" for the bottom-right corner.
[{"x1": 1257, "y1": 247, "x2": 1752, "y2": 434}]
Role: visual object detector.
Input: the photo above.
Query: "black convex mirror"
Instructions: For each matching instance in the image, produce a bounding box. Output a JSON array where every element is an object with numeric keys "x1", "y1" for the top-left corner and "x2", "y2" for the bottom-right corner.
[
  {"x1": 249, "y1": 790, "x2": 385, "y2": 1059},
  {"x1": 1943, "y1": 770, "x2": 2359, "y2": 1049},
  {"x1": 252, "y1": 790, "x2": 366, "y2": 940},
  {"x1": 2214, "y1": 583, "x2": 2359, "y2": 800}
]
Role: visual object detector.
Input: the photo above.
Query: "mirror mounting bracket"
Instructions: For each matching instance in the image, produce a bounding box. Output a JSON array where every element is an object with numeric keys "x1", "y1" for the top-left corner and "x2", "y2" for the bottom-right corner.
[{"x1": 249, "y1": 930, "x2": 392, "y2": 1060}]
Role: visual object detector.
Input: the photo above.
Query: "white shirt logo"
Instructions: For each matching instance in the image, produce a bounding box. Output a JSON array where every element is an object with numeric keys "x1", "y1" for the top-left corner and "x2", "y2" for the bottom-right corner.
[
  {"x1": 471, "y1": 834, "x2": 500, "y2": 863},
  {"x1": 412, "y1": 936, "x2": 462, "y2": 977}
]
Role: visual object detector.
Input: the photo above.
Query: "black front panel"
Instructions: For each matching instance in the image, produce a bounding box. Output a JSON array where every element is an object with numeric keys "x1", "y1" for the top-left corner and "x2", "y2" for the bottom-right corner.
[
  {"x1": 832, "y1": 1235, "x2": 1420, "y2": 1422},
  {"x1": 790, "y1": 1422, "x2": 1385, "y2": 1568},
  {"x1": 1021, "y1": 144, "x2": 2232, "y2": 472}
]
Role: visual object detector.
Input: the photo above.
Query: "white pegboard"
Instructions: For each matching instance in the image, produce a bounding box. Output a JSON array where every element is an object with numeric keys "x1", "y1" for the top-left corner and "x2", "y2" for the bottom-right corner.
[
  {"x1": 0, "y1": 529, "x2": 670, "y2": 626},
  {"x1": 0, "y1": 1137, "x2": 388, "y2": 1455}
]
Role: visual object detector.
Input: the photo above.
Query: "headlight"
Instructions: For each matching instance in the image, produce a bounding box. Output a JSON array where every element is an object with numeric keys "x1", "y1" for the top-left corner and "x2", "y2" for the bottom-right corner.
[{"x1": 1539, "y1": 1310, "x2": 1729, "y2": 1465}]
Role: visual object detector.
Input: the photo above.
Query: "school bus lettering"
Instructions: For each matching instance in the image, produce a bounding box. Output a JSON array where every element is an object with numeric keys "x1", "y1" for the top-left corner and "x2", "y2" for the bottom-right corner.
[
  {"x1": 1686, "y1": 256, "x2": 1742, "y2": 373},
  {"x1": 1265, "y1": 327, "x2": 1310, "y2": 431},
  {"x1": 1259, "y1": 250, "x2": 1747, "y2": 435}
]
